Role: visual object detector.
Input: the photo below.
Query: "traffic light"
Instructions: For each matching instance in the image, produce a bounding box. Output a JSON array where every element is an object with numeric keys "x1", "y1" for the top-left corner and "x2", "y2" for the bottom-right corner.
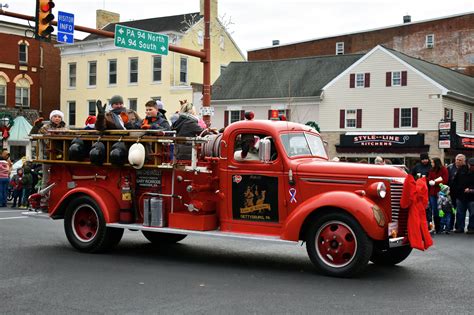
[{"x1": 35, "y1": 0, "x2": 55, "y2": 40}]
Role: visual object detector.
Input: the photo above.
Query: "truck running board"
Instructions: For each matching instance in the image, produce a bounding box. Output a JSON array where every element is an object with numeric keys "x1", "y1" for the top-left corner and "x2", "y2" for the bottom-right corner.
[{"x1": 107, "y1": 223, "x2": 298, "y2": 245}]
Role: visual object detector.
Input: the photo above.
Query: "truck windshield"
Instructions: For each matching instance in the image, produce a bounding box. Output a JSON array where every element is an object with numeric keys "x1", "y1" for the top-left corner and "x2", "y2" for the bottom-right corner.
[{"x1": 281, "y1": 133, "x2": 327, "y2": 158}]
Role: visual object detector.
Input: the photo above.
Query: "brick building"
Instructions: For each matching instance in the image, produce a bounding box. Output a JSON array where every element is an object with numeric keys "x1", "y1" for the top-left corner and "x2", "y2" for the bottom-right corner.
[
  {"x1": 0, "y1": 20, "x2": 61, "y2": 122},
  {"x1": 248, "y1": 12, "x2": 474, "y2": 76}
]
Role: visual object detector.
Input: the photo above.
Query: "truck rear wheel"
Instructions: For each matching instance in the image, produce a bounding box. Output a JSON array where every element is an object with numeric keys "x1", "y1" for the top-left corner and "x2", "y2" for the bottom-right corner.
[
  {"x1": 370, "y1": 245, "x2": 412, "y2": 266},
  {"x1": 306, "y1": 212, "x2": 373, "y2": 277},
  {"x1": 64, "y1": 196, "x2": 124, "y2": 253},
  {"x1": 142, "y1": 231, "x2": 186, "y2": 244}
]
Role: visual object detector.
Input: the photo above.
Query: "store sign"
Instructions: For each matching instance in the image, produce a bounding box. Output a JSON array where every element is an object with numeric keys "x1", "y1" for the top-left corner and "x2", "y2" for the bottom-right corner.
[
  {"x1": 438, "y1": 121, "x2": 456, "y2": 149},
  {"x1": 339, "y1": 134, "x2": 424, "y2": 148},
  {"x1": 458, "y1": 136, "x2": 474, "y2": 149}
]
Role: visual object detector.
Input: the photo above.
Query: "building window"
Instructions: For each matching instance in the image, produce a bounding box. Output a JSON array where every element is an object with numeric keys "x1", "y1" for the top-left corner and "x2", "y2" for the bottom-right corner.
[
  {"x1": 230, "y1": 110, "x2": 241, "y2": 124},
  {"x1": 151, "y1": 96, "x2": 161, "y2": 102},
  {"x1": 356, "y1": 73, "x2": 365, "y2": 87},
  {"x1": 108, "y1": 59, "x2": 117, "y2": 85},
  {"x1": 129, "y1": 58, "x2": 138, "y2": 84},
  {"x1": 444, "y1": 108, "x2": 453, "y2": 121},
  {"x1": 15, "y1": 78, "x2": 30, "y2": 107},
  {"x1": 128, "y1": 98, "x2": 137, "y2": 111},
  {"x1": 346, "y1": 109, "x2": 356, "y2": 128},
  {"x1": 392, "y1": 71, "x2": 401, "y2": 86},
  {"x1": 68, "y1": 63, "x2": 76, "y2": 88},
  {"x1": 88, "y1": 61, "x2": 97, "y2": 86},
  {"x1": 400, "y1": 108, "x2": 412, "y2": 127},
  {"x1": 88, "y1": 100, "x2": 96, "y2": 115},
  {"x1": 68, "y1": 101, "x2": 76, "y2": 126},
  {"x1": 152, "y1": 56, "x2": 162, "y2": 82},
  {"x1": 19, "y1": 43, "x2": 28, "y2": 64},
  {"x1": 336, "y1": 42, "x2": 344, "y2": 55},
  {"x1": 426, "y1": 34, "x2": 434, "y2": 48},
  {"x1": 180, "y1": 57, "x2": 187, "y2": 84},
  {"x1": 197, "y1": 30, "x2": 203, "y2": 46},
  {"x1": 464, "y1": 112, "x2": 472, "y2": 132},
  {"x1": 0, "y1": 77, "x2": 6, "y2": 106},
  {"x1": 219, "y1": 35, "x2": 225, "y2": 50}
]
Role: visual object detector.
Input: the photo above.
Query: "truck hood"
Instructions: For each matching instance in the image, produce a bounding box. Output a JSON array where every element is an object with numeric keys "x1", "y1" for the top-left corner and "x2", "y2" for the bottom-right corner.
[{"x1": 294, "y1": 159, "x2": 407, "y2": 178}]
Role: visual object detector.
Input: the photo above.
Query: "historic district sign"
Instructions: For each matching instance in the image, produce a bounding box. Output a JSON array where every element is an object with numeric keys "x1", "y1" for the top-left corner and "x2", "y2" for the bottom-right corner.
[{"x1": 114, "y1": 24, "x2": 169, "y2": 55}]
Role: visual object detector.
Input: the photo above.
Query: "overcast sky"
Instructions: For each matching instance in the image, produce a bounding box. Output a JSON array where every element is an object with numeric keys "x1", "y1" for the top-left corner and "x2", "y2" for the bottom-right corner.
[{"x1": 2, "y1": 0, "x2": 473, "y2": 54}]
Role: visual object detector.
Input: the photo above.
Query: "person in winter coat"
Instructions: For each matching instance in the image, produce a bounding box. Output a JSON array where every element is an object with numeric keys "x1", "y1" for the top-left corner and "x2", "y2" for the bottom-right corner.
[
  {"x1": 0, "y1": 155, "x2": 10, "y2": 207},
  {"x1": 30, "y1": 110, "x2": 68, "y2": 134},
  {"x1": 10, "y1": 168, "x2": 23, "y2": 208},
  {"x1": 141, "y1": 100, "x2": 170, "y2": 131},
  {"x1": 172, "y1": 101, "x2": 204, "y2": 160},
  {"x1": 95, "y1": 95, "x2": 141, "y2": 131},
  {"x1": 437, "y1": 184, "x2": 454, "y2": 234},
  {"x1": 411, "y1": 152, "x2": 431, "y2": 178},
  {"x1": 454, "y1": 157, "x2": 474, "y2": 234},
  {"x1": 427, "y1": 157, "x2": 449, "y2": 233},
  {"x1": 21, "y1": 165, "x2": 33, "y2": 208}
]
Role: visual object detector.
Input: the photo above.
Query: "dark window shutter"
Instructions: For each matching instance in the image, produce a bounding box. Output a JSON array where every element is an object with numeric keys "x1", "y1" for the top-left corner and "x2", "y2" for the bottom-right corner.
[
  {"x1": 240, "y1": 110, "x2": 245, "y2": 120},
  {"x1": 285, "y1": 109, "x2": 291, "y2": 121},
  {"x1": 224, "y1": 110, "x2": 229, "y2": 127},
  {"x1": 386, "y1": 72, "x2": 392, "y2": 87},
  {"x1": 268, "y1": 110, "x2": 272, "y2": 119},
  {"x1": 471, "y1": 113, "x2": 473, "y2": 131},
  {"x1": 450, "y1": 109, "x2": 453, "y2": 121},
  {"x1": 412, "y1": 107, "x2": 418, "y2": 128},
  {"x1": 394, "y1": 108, "x2": 400, "y2": 128},
  {"x1": 349, "y1": 74, "x2": 355, "y2": 88},
  {"x1": 340, "y1": 109, "x2": 345, "y2": 128},
  {"x1": 464, "y1": 112, "x2": 468, "y2": 131},
  {"x1": 356, "y1": 109, "x2": 362, "y2": 128},
  {"x1": 401, "y1": 71, "x2": 407, "y2": 86},
  {"x1": 364, "y1": 73, "x2": 370, "y2": 88}
]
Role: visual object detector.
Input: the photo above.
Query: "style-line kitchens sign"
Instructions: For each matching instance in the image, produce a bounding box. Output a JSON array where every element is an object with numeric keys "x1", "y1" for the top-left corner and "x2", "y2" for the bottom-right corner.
[{"x1": 339, "y1": 134, "x2": 424, "y2": 147}]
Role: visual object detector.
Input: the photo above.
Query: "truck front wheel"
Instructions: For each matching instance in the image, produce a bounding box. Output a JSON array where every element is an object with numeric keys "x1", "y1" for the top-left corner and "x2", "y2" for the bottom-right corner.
[
  {"x1": 306, "y1": 212, "x2": 373, "y2": 277},
  {"x1": 64, "y1": 196, "x2": 124, "y2": 253},
  {"x1": 142, "y1": 231, "x2": 187, "y2": 244},
  {"x1": 370, "y1": 245, "x2": 412, "y2": 266}
]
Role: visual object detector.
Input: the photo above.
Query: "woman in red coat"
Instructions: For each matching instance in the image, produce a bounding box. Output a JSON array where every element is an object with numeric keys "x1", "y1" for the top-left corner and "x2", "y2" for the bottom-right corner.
[{"x1": 427, "y1": 157, "x2": 448, "y2": 233}]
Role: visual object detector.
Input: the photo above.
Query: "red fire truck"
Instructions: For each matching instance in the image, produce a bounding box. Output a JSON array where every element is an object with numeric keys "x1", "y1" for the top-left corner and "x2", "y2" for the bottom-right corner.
[{"x1": 26, "y1": 118, "x2": 411, "y2": 277}]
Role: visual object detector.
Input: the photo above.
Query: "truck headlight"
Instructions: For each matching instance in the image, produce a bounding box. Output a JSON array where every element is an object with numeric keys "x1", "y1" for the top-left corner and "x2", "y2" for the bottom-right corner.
[{"x1": 376, "y1": 182, "x2": 387, "y2": 199}]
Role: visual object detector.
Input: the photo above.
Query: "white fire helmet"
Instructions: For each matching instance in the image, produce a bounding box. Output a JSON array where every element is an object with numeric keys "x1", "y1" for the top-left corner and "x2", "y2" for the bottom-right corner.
[{"x1": 128, "y1": 143, "x2": 146, "y2": 169}]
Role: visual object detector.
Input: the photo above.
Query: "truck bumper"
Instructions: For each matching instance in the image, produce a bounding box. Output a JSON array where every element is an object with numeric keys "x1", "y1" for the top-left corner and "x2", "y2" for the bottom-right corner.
[{"x1": 388, "y1": 236, "x2": 408, "y2": 248}]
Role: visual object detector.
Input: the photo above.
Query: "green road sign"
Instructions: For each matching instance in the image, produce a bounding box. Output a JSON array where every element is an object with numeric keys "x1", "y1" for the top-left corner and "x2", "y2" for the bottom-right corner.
[{"x1": 114, "y1": 24, "x2": 169, "y2": 55}]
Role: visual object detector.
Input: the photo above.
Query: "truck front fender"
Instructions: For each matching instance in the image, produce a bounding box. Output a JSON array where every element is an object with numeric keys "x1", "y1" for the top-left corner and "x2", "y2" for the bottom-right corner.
[
  {"x1": 282, "y1": 191, "x2": 386, "y2": 242},
  {"x1": 50, "y1": 186, "x2": 121, "y2": 223}
]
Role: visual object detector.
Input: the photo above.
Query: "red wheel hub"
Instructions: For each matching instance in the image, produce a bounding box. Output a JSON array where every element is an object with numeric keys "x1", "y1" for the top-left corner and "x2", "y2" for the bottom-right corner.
[
  {"x1": 316, "y1": 221, "x2": 357, "y2": 268},
  {"x1": 72, "y1": 206, "x2": 99, "y2": 242}
]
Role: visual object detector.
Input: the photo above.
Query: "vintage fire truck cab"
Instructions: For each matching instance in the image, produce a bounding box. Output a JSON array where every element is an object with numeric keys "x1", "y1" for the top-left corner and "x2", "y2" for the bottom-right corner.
[{"x1": 27, "y1": 119, "x2": 411, "y2": 277}]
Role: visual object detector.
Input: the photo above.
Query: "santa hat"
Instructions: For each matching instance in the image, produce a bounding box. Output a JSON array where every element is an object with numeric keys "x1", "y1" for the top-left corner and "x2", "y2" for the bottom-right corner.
[{"x1": 85, "y1": 115, "x2": 97, "y2": 129}]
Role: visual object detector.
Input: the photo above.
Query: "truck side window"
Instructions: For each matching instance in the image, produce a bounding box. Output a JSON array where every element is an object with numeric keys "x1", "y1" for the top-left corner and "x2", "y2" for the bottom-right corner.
[{"x1": 234, "y1": 133, "x2": 260, "y2": 162}]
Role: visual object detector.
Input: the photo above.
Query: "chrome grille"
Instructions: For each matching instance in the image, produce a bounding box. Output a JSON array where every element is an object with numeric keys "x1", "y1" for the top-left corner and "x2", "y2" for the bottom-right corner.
[{"x1": 390, "y1": 183, "x2": 408, "y2": 236}]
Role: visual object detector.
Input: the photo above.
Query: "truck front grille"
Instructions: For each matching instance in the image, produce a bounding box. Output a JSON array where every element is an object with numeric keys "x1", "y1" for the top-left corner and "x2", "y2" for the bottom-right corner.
[{"x1": 390, "y1": 183, "x2": 408, "y2": 236}]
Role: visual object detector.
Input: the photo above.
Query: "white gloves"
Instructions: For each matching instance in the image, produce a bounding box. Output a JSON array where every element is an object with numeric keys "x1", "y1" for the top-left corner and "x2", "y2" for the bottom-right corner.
[{"x1": 429, "y1": 180, "x2": 435, "y2": 186}]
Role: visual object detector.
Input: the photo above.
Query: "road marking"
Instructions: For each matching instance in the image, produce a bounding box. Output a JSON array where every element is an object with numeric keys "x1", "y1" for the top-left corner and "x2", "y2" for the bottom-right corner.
[{"x1": 0, "y1": 216, "x2": 28, "y2": 220}]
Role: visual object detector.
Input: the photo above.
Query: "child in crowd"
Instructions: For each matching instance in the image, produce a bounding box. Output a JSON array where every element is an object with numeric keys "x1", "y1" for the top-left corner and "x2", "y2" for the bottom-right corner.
[
  {"x1": 10, "y1": 168, "x2": 23, "y2": 208},
  {"x1": 438, "y1": 184, "x2": 454, "y2": 234},
  {"x1": 30, "y1": 110, "x2": 68, "y2": 134},
  {"x1": 141, "y1": 100, "x2": 171, "y2": 131},
  {"x1": 21, "y1": 165, "x2": 33, "y2": 209}
]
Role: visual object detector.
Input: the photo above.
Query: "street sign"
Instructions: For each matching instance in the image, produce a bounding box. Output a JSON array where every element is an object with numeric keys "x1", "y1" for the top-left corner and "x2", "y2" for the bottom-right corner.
[
  {"x1": 57, "y1": 11, "x2": 74, "y2": 44},
  {"x1": 114, "y1": 24, "x2": 169, "y2": 55}
]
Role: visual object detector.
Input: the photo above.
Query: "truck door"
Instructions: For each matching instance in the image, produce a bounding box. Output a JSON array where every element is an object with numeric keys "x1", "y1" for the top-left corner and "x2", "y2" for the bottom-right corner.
[{"x1": 223, "y1": 131, "x2": 284, "y2": 235}]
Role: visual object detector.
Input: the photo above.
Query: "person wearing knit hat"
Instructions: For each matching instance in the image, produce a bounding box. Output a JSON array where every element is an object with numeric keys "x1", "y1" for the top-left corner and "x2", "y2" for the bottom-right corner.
[
  {"x1": 30, "y1": 110, "x2": 68, "y2": 135},
  {"x1": 95, "y1": 95, "x2": 142, "y2": 130},
  {"x1": 411, "y1": 152, "x2": 431, "y2": 179}
]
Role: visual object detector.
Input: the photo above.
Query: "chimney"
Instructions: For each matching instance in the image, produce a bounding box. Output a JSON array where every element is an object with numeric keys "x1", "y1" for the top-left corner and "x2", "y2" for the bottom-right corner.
[
  {"x1": 272, "y1": 40, "x2": 280, "y2": 46},
  {"x1": 403, "y1": 15, "x2": 411, "y2": 23},
  {"x1": 200, "y1": 0, "x2": 218, "y2": 21},
  {"x1": 96, "y1": 9, "x2": 120, "y2": 30}
]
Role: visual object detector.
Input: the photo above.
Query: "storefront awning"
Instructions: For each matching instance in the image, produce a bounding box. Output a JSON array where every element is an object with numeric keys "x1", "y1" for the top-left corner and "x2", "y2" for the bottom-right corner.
[
  {"x1": 336, "y1": 132, "x2": 428, "y2": 153},
  {"x1": 7, "y1": 116, "x2": 32, "y2": 145}
]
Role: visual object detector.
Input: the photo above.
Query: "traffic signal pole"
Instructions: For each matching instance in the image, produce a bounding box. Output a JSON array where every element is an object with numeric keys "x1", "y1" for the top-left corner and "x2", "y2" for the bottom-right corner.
[{"x1": 0, "y1": 0, "x2": 211, "y2": 125}]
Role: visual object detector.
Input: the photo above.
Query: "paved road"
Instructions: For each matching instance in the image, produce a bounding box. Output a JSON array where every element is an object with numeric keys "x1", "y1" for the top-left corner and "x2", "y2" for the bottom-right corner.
[{"x1": 1, "y1": 207, "x2": 473, "y2": 314}]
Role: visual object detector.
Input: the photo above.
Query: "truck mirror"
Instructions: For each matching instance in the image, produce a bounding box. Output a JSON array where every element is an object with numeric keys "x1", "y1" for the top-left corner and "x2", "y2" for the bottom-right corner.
[{"x1": 258, "y1": 137, "x2": 272, "y2": 163}]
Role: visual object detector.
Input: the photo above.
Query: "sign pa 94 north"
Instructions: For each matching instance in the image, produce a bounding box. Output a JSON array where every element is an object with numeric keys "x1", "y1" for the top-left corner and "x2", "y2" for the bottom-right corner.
[{"x1": 114, "y1": 25, "x2": 169, "y2": 55}]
